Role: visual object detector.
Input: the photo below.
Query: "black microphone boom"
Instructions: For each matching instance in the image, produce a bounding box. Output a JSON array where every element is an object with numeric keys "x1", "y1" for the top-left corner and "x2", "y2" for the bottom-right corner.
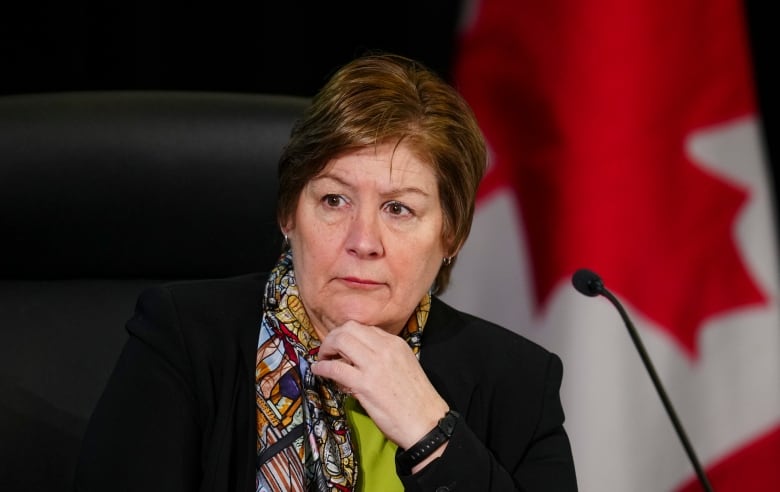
[{"x1": 571, "y1": 268, "x2": 715, "y2": 492}]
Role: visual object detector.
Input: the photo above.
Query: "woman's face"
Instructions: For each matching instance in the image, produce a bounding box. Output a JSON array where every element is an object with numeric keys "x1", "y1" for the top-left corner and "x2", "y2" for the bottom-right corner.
[{"x1": 283, "y1": 142, "x2": 447, "y2": 338}]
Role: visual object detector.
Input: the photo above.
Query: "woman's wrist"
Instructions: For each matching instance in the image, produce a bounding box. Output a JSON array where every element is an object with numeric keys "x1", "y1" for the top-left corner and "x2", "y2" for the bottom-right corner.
[{"x1": 396, "y1": 409, "x2": 460, "y2": 474}]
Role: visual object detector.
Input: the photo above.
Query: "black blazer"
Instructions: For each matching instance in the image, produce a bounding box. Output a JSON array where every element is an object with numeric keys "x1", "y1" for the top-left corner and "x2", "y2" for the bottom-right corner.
[{"x1": 74, "y1": 273, "x2": 577, "y2": 491}]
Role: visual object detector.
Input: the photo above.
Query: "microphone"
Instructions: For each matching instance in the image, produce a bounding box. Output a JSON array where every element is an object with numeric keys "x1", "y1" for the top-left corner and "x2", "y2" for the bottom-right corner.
[{"x1": 572, "y1": 268, "x2": 714, "y2": 492}]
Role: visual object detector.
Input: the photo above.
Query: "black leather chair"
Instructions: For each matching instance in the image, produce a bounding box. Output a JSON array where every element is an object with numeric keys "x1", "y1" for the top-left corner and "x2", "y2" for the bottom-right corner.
[{"x1": 0, "y1": 91, "x2": 309, "y2": 491}]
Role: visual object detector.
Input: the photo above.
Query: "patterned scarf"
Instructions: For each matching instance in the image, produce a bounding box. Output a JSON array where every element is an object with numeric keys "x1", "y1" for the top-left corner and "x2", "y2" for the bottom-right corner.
[{"x1": 255, "y1": 251, "x2": 430, "y2": 491}]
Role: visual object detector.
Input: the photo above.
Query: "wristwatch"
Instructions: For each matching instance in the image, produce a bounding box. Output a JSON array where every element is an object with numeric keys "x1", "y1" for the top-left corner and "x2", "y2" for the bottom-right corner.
[{"x1": 396, "y1": 409, "x2": 460, "y2": 473}]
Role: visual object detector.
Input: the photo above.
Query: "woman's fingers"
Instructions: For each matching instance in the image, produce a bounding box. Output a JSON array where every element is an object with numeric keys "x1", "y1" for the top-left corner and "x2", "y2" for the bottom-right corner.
[
  {"x1": 315, "y1": 320, "x2": 374, "y2": 362},
  {"x1": 311, "y1": 320, "x2": 449, "y2": 448}
]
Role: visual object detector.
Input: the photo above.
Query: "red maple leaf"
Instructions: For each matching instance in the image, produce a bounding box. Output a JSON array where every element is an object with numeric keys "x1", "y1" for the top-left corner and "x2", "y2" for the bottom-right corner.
[{"x1": 455, "y1": 0, "x2": 768, "y2": 358}]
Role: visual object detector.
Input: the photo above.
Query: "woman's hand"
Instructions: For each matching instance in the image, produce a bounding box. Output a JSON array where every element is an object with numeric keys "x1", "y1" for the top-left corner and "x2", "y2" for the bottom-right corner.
[{"x1": 311, "y1": 320, "x2": 449, "y2": 451}]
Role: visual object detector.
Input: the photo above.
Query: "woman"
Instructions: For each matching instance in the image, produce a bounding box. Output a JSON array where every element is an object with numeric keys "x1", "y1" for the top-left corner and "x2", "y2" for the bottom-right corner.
[{"x1": 75, "y1": 53, "x2": 577, "y2": 491}]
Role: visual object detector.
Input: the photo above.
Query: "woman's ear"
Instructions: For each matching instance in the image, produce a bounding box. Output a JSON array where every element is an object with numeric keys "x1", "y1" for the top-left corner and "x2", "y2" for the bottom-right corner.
[
  {"x1": 279, "y1": 221, "x2": 293, "y2": 250},
  {"x1": 446, "y1": 237, "x2": 464, "y2": 259},
  {"x1": 279, "y1": 217, "x2": 294, "y2": 235}
]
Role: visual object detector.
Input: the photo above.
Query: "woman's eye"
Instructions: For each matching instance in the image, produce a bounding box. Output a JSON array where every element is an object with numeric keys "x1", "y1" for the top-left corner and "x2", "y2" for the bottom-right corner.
[
  {"x1": 385, "y1": 201, "x2": 412, "y2": 216},
  {"x1": 323, "y1": 194, "x2": 345, "y2": 207}
]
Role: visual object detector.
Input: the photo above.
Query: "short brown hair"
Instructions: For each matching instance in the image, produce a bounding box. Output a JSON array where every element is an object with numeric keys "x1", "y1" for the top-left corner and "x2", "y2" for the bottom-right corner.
[{"x1": 276, "y1": 52, "x2": 487, "y2": 293}]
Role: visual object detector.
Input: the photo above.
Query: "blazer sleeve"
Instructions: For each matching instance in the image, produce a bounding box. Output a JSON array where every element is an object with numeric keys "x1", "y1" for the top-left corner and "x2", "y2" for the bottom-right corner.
[
  {"x1": 399, "y1": 352, "x2": 578, "y2": 492},
  {"x1": 74, "y1": 286, "x2": 202, "y2": 492}
]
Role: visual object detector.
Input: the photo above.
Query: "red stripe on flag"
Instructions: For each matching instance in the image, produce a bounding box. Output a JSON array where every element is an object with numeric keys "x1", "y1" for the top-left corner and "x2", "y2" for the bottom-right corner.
[{"x1": 676, "y1": 424, "x2": 780, "y2": 491}]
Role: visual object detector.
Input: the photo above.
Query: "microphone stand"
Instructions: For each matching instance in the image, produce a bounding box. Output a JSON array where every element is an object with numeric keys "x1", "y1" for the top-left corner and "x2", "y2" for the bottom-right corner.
[{"x1": 599, "y1": 287, "x2": 715, "y2": 492}]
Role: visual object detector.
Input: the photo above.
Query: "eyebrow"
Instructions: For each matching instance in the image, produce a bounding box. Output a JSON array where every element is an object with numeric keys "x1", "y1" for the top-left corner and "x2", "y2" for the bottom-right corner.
[{"x1": 311, "y1": 173, "x2": 433, "y2": 198}]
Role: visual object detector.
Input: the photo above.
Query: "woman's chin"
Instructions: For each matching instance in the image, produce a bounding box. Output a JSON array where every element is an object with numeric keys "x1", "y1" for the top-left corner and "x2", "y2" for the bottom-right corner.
[{"x1": 321, "y1": 301, "x2": 402, "y2": 333}]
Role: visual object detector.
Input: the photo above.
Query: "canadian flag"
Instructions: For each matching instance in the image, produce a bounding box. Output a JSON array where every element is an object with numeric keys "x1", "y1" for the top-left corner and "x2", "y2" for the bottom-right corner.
[{"x1": 444, "y1": 0, "x2": 780, "y2": 490}]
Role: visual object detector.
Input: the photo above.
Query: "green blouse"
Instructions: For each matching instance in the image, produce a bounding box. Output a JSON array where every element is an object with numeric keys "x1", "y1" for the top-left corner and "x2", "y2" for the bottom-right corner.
[{"x1": 344, "y1": 397, "x2": 404, "y2": 491}]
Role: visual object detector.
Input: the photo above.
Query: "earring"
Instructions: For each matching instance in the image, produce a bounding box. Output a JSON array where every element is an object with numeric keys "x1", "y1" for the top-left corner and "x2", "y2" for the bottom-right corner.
[
  {"x1": 282, "y1": 234, "x2": 290, "y2": 250},
  {"x1": 442, "y1": 256, "x2": 452, "y2": 266}
]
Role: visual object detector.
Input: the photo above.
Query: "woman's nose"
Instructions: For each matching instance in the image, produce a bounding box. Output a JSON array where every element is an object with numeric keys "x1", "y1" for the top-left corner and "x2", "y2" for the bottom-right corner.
[{"x1": 345, "y1": 209, "x2": 384, "y2": 258}]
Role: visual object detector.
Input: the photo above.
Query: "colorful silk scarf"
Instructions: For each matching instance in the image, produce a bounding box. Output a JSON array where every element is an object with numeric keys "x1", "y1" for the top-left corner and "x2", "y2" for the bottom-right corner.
[{"x1": 255, "y1": 250, "x2": 430, "y2": 491}]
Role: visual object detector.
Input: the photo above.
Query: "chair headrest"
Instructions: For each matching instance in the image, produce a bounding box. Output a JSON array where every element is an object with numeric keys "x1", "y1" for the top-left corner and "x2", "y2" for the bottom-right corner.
[{"x1": 0, "y1": 91, "x2": 310, "y2": 279}]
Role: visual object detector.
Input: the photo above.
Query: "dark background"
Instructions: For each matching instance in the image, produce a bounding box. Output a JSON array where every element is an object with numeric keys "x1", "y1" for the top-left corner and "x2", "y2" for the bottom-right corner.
[{"x1": 1, "y1": 0, "x2": 777, "y2": 203}]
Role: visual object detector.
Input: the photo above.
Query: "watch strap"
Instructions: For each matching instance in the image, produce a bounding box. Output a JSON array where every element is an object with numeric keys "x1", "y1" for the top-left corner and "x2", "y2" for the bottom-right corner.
[{"x1": 396, "y1": 409, "x2": 460, "y2": 473}]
